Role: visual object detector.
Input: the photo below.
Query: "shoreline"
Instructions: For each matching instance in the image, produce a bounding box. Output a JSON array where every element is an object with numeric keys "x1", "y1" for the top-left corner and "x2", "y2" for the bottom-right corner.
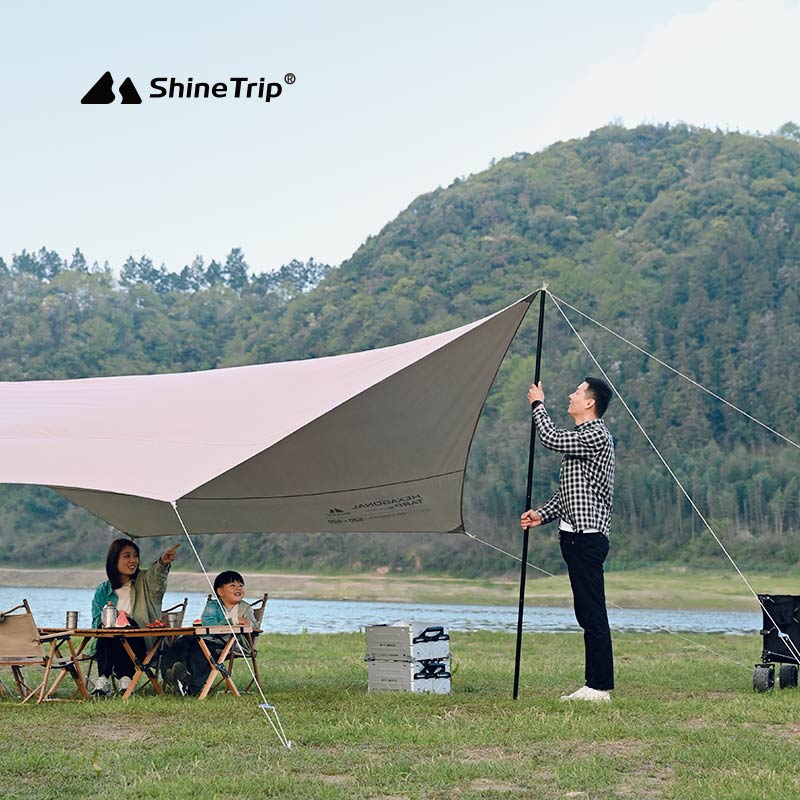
[
  {"x1": 0, "y1": 565, "x2": 779, "y2": 610},
  {"x1": 0, "y1": 567, "x2": 527, "y2": 606}
]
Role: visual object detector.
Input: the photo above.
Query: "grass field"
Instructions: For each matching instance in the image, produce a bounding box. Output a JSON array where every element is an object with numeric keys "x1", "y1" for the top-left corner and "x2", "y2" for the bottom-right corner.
[{"x1": 1, "y1": 629, "x2": 798, "y2": 799}]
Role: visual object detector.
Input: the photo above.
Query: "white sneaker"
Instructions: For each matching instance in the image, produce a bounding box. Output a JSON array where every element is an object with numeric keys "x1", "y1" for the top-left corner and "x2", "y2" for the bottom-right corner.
[
  {"x1": 91, "y1": 676, "x2": 112, "y2": 698},
  {"x1": 118, "y1": 676, "x2": 132, "y2": 693},
  {"x1": 560, "y1": 685, "x2": 611, "y2": 702}
]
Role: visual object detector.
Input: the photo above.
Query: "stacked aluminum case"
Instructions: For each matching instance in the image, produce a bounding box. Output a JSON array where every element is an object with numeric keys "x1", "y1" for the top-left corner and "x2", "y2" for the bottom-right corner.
[{"x1": 365, "y1": 621, "x2": 451, "y2": 694}]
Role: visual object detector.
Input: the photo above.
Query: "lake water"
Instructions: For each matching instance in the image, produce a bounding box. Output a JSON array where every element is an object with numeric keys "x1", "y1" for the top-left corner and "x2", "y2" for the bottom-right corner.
[{"x1": 0, "y1": 585, "x2": 761, "y2": 635}]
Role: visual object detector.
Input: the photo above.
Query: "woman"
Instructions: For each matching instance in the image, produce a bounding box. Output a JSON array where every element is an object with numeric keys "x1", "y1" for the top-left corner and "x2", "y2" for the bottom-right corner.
[{"x1": 90, "y1": 538, "x2": 179, "y2": 697}]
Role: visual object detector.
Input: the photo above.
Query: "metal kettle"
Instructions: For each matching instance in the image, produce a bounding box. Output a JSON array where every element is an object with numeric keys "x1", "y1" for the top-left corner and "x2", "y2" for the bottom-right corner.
[{"x1": 101, "y1": 602, "x2": 117, "y2": 628}]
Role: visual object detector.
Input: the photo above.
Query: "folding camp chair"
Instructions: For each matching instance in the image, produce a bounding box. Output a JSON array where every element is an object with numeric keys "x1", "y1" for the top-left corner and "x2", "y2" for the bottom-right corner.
[
  {"x1": 236, "y1": 593, "x2": 267, "y2": 692},
  {"x1": 160, "y1": 597, "x2": 189, "y2": 627},
  {"x1": 154, "y1": 597, "x2": 189, "y2": 681},
  {"x1": 205, "y1": 593, "x2": 268, "y2": 694},
  {"x1": 0, "y1": 599, "x2": 88, "y2": 703}
]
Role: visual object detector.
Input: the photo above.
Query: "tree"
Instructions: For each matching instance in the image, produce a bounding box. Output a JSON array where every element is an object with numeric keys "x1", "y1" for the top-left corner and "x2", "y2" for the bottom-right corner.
[
  {"x1": 223, "y1": 248, "x2": 249, "y2": 290},
  {"x1": 776, "y1": 121, "x2": 800, "y2": 142},
  {"x1": 69, "y1": 248, "x2": 88, "y2": 273}
]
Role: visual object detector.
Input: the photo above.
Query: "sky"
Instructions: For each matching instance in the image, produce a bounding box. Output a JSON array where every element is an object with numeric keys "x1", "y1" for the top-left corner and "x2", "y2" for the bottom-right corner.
[{"x1": 1, "y1": 0, "x2": 798, "y2": 276}]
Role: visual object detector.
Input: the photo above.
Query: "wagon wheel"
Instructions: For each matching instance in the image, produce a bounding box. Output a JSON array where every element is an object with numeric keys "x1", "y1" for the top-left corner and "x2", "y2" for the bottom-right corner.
[
  {"x1": 779, "y1": 664, "x2": 798, "y2": 689},
  {"x1": 753, "y1": 664, "x2": 775, "y2": 693}
]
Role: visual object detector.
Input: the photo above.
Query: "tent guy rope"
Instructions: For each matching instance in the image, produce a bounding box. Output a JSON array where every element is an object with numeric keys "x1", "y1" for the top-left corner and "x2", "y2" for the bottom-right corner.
[
  {"x1": 170, "y1": 501, "x2": 292, "y2": 750},
  {"x1": 547, "y1": 291, "x2": 800, "y2": 666},
  {"x1": 549, "y1": 292, "x2": 800, "y2": 452}
]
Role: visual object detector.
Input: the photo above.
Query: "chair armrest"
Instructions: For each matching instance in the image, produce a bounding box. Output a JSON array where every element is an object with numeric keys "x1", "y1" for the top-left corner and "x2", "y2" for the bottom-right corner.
[{"x1": 38, "y1": 631, "x2": 72, "y2": 642}]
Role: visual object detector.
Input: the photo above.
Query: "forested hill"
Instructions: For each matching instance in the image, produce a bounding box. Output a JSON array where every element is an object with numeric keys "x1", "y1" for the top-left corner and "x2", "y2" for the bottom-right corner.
[{"x1": 3, "y1": 123, "x2": 800, "y2": 575}]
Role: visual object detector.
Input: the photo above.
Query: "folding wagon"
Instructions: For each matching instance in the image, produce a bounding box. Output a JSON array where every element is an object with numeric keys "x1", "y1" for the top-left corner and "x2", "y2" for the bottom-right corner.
[{"x1": 753, "y1": 594, "x2": 800, "y2": 692}]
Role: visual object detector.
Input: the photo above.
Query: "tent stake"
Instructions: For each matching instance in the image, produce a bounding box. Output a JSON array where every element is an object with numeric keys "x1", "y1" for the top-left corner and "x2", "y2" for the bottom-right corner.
[{"x1": 513, "y1": 288, "x2": 546, "y2": 700}]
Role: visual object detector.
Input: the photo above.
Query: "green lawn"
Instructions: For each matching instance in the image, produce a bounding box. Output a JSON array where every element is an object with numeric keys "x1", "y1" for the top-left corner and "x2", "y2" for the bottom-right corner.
[{"x1": 1, "y1": 630, "x2": 798, "y2": 799}]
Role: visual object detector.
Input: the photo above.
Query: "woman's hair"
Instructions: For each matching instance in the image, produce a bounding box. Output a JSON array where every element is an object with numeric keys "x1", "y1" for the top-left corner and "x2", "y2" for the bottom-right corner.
[
  {"x1": 105, "y1": 538, "x2": 141, "y2": 589},
  {"x1": 213, "y1": 570, "x2": 245, "y2": 594}
]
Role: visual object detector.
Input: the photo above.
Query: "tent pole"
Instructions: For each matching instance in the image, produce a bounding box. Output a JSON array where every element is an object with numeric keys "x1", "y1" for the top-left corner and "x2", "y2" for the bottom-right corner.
[{"x1": 513, "y1": 288, "x2": 546, "y2": 700}]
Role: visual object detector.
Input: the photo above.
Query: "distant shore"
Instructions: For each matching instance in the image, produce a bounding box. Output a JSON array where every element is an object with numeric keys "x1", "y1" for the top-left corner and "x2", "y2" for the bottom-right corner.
[
  {"x1": 0, "y1": 565, "x2": 786, "y2": 610},
  {"x1": 0, "y1": 567, "x2": 525, "y2": 606}
]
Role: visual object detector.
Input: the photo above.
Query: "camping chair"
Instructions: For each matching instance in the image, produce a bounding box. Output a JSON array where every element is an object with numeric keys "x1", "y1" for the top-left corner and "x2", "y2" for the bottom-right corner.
[
  {"x1": 0, "y1": 599, "x2": 88, "y2": 703},
  {"x1": 154, "y1": 597, "x2": 189, "y2": 679},
  {"x1": 160, "y1": 597, "x2": 189, "y2": 627},
  {"x1": 206, "y1": 593, "x2": 268, "y2": 694}
]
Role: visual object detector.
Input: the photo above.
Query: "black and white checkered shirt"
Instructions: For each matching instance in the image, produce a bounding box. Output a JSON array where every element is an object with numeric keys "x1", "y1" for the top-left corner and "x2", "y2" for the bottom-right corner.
[{"x1": 532, "y1": 406, "x2": 615, "y2": 536}]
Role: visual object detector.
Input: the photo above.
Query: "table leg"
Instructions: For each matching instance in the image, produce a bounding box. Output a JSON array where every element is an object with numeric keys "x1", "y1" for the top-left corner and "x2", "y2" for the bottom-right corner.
[
  {"x1": 27, "y1": 638, "x2": 59, "y2": 704},
  {"x1": 43, "y1": 637, "x2": 90, "y2": 702},
  {"x1": 67, "y1": 637, "x2": 90, "y2": 700},
  {"x1": 40, "y1": 642, "x2": 70, "y2": 702},
  {"x1": 120, "y1": 638, "x2": 163, "y2": 699},
  {"x1": 196, "y1": 637, "x2": 240, "y2": 699}
]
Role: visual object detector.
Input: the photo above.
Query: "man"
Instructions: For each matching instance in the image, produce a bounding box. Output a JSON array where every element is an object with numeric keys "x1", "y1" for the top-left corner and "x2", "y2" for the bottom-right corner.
[{"x1": 520, "y1": 376, "x2": 615, "y2": 702}]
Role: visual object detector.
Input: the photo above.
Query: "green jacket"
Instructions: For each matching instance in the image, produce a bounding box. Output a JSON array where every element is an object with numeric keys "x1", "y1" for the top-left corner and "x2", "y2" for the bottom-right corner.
[
  {"x1": 200, "y1": 598, "x2": 256, "y2": 627},
  {"x1": 90, "y1": 558, "x2": 171, "y2": 651},
  {"x1": 200, "y1": 598, "x2": 257, "y2": 656}
]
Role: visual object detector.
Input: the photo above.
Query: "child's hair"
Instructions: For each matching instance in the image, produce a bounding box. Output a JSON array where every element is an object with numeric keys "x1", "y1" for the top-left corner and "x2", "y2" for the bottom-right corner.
[
  {"x1": 213, "y1": 570, "x2": 245, "y2": 594},
  {"x1": 106, "y1": 538, "x2": 141, "y2": 589}
]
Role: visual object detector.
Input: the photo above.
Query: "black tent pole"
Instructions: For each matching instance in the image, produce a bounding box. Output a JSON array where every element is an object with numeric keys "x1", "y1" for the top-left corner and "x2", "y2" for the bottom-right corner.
[{"x1": 513, "y1": 287, "x2": 546, "y2": 700}]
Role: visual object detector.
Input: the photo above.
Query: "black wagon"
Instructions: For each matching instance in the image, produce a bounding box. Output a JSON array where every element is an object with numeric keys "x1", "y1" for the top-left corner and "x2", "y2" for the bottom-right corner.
[{"x1": 753, "y1": 593, "x2": 800, "y2": 692}]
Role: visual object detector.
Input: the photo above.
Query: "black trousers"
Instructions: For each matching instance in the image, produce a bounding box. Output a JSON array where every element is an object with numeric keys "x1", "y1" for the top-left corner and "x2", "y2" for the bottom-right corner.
[
  {"x1": 161, "y1": 636, "x2": 221, "y2": 695},
  {"x1": 560, "y1": 530, "x2": 614, "y2": 691},
  {"x1": 95, "y1": 634, "x2": 146, "y2": 679}
]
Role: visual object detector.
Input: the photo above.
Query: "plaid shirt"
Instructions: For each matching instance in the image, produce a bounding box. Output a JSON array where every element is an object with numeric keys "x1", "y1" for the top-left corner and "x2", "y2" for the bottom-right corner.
[{"x1": 532, "y1": 406, "x2": 615, "y2": 536}]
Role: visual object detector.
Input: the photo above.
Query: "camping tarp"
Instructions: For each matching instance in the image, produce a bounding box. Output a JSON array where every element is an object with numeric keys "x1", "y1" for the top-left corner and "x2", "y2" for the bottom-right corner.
[{"x1": 0, "y1": 292, "x2": 535, "y2": 536}]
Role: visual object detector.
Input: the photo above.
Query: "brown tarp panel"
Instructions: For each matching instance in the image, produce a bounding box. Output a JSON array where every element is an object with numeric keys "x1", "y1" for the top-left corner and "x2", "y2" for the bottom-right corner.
[{"x1": 0, "y1": 293, "x2": 535, "y2": 535}]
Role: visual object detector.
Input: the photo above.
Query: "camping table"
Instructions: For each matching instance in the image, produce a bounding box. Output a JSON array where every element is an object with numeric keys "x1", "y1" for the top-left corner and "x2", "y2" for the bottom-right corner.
[{"x1": 38, "y1": 625, "x2": 257, "y2": 700}]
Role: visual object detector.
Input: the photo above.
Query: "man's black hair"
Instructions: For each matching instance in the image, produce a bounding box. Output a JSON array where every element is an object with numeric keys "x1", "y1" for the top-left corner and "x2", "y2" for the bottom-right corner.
[
  {"x1": 585, "y1": 376, "x2": 613, "y2": 418},
  {"x1": 213, "y1": 570, "x2": 245, "y2": 593},
  {"x1": 105, "y1": 538, "x2": 140, "y2": 589}
]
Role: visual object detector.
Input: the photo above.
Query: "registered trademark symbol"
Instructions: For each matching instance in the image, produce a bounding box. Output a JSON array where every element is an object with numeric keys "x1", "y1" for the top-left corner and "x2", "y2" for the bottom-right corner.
[{"x1": 284, "y1": 73, "x2": 296, "y2": 85}]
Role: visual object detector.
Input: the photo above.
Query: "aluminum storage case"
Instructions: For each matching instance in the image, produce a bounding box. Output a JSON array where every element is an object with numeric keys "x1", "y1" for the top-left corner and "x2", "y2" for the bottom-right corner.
[
  {"x1": 365, "y1": 621, "x2": 452, "y2": 694},
  {"x1": 367, "y1": 657, "x2": 451, "y2": 694},
  {"x1": 365, "y1": 622, "x2": 450, "y2": 662}
]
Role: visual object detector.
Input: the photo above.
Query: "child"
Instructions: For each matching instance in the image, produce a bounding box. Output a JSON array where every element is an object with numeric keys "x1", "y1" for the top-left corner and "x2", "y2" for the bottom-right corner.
[{"x1": 162, "y1": 570, "x2": 257, "y2": 696}]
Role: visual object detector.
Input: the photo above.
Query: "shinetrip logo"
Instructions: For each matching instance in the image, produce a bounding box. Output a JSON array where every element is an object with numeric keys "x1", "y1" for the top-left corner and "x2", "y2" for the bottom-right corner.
[
  {"x1": 80, "y1": 71, "x2": 295, "y2": 105},
  {"x1": 81, "y1": 71, "x2": 141, "y2": 104}
]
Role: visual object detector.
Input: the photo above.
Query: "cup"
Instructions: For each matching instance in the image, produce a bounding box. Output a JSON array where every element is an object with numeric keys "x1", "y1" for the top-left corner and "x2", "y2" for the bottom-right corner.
[
  {"x1": 65, "y1": 610, "x2": 79, "y2": 628},
  {"x1": 166, "y1": 612, "x2": 179, "y2": 628}
]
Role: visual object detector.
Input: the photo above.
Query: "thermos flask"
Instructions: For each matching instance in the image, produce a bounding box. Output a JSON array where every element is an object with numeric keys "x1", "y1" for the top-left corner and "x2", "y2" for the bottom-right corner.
[{"x1": 101, "y1": 602, "x2": 117, "y2": 628}]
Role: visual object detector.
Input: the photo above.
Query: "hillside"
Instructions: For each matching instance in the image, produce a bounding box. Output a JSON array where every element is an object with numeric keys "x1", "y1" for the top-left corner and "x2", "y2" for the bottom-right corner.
[{"x1": 2, "y1": 123, "x2": 799, "y2": 575}]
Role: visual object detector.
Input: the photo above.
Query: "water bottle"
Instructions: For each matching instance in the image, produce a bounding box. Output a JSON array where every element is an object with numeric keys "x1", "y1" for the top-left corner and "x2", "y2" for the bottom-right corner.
[{"x1": 101, "y1": 602, "x2": 117, "y2": 628}]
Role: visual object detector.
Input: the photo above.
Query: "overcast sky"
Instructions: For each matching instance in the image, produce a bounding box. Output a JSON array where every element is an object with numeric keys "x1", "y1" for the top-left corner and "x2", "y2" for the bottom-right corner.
[{"x1": 1, "y1": 0, "x2": 797, "y2": 275}]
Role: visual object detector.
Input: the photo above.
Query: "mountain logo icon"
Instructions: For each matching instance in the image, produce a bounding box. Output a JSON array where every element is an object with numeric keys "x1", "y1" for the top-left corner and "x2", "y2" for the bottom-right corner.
[{"x1": 81, "y1": 71, "x2": 142, "y2": 104}]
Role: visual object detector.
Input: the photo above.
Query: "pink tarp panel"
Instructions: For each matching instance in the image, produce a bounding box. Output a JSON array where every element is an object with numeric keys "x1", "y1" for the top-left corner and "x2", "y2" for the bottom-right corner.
[{"x1": 0, "y1": 293, "x2": 535, "y2": 535}]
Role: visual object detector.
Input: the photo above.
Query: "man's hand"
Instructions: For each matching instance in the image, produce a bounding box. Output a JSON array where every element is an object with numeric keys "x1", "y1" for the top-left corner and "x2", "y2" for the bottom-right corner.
[
  {"x1": 527, "y1": 382, "x2": 545, "y2": 406},
  {"x1": 520, "y1": 510, "x2": 542, "y2": 530},
  {"x1": 160, "y1": 543, "x2": 180, "y2": 565}
]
